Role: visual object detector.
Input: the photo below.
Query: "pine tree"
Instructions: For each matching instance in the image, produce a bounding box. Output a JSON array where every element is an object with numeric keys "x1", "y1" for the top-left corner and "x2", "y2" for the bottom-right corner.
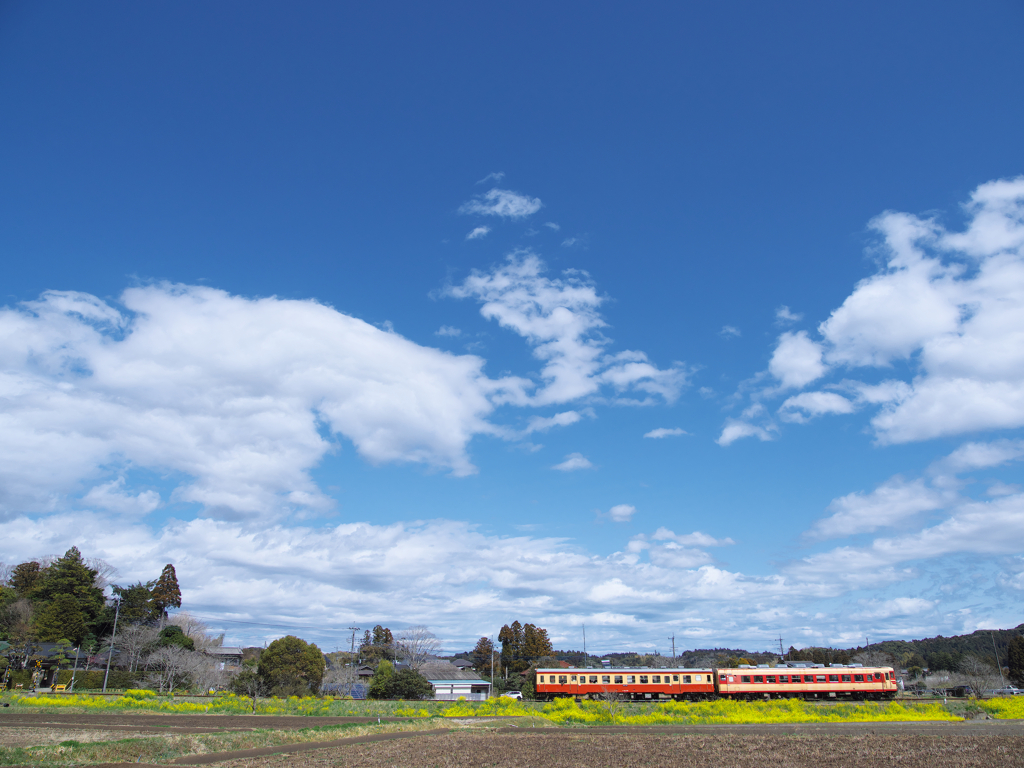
[
  {"x1": 32, "y1": 548, "x2": 104, "y2": 625},
  {"x1": 33, "y1": 594, "x2": 87, "y2": 645},
  {"x1": 150, "y1": 564, "x2": 182, "y2": 620},
  {"x1": 10, "y1": 562, "x2": 45, "y2": 597}
]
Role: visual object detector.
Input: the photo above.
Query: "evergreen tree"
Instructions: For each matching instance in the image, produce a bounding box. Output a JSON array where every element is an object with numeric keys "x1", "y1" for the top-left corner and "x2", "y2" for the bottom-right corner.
[
  {"x1": 33, "y1": 594, "x2": 87, "y2": 645},
  {"x1": 158, "y1": 625, "x2": 195, "y2": 651},
  {"x1": 113, "y1": 582, "x2": 157, "y2": 624},
  {"x1": 1008, "y1": 635, "x2": 1024, "y2": 687},
  {"x1": 472, "y1": 636, "x2": 495, "y2": 676},
  {"x1": 368, "y1": 659, "x2": 395, "y2": 699},
  {"x1": 150, "y1": 564, "x2": 182, "y2": 619},
  {"x1": 257, "y1": 635, "x2": 325, "y2": 696},
  {"x1": 523, "y1": 624, "x2": 553, "y2": 660},
  {"x1": 10, "y1": 562, "x2": 45, "y2": 598},
  {"x1": 33, "y1": 548, "x2": 104, "y2": 626}
]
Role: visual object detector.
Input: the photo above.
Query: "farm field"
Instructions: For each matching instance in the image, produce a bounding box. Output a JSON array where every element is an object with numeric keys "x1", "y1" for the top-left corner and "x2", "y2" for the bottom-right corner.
[{"x1": 0, "y1": 715, "x2": 1022, "y2": 767}]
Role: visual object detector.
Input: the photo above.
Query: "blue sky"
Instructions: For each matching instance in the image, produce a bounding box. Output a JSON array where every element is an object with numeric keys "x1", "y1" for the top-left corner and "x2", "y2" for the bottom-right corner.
[{"x1": 1, "y1": 0, "x2": 1023, "y2": 654}]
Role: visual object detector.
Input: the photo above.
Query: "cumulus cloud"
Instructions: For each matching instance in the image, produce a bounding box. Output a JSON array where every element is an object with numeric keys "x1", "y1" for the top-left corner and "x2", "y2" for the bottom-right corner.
[
  {"x1": 435, "y1": 325, "x2": 462, "y2": 337},
  {"x1": 459, "y1": 188, "x2": 542, "y2": 218},
  {"x1": 768, "y1": 331, "x2": 826, "y2": 390},
  {"x1": 775, "y1": 306, "x2": 803, "y2": 324},
  {"x1": 552, "y1": 452, "x2": 593, "y2": 471},
  {"x1": 643, "y1": 427, "x2": 687, "y2": 439},
  {"x1": 82, "y1": 478, "x2": 161, "y2": 517},
  {"x1": 720, "y1": 325, "x2": 741, "y2": 338},
  {"x1": 447, "y1": 252, "x2": 689, "y2": 406},
  {"x1": 0, "y1": 285, "x2": 537, "y2": 519},
  {"x1": 807, "y1": 478, "x2": 946, "y2": 541},
  {"x1": 778, "y1": 391, "x2": 856, "y2": 423},
  {"x1": 607, "y1": 504, "x2": 637, "y2": 522},
  {"x1": 716, "y1": 419, "x2": 774, "y2": 447},
  {"x1": 466, "y1": 226, "x2": 491, "y2": 240}
]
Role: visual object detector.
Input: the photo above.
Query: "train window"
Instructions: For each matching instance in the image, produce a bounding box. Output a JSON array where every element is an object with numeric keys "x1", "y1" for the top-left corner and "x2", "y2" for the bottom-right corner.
[
  {"x1": 873, "y1": 672, "x2": 882, "y2": 680},
  {"x1": 614, "y1": 676, "x2": 623, "y2": 684},
  {"x1": 590, "y1": 676, "x2": 598, "y2": 684},
  {"x1": 673, "y1": 675, "x2": 679, "y2": 682},
  {"x1": 766, "y1": 676, "x2": 776, "y2": 683},
  {"x1": 558, "y1": 676, "x2": 567, "y2": 684},
  {"x1": 652, "y1": 676, "x2": 661, "y2": 684},
  {"x1": 719, "y1": 674, "x2": 727, "y2": 682},
  {"x1": 779, "y1": 675, "x2": 789, "y2": 683},
  {"x1": 815, "y1": 675, "x2": 826, "y2": 683},
  {"x1": 885, "y1": 672, "x2": 890, "y2": 680},
  {"x1": 828, "y1": 675, "x2": 839, "y2": 682},
  {"x1": 841, "y1": 675, "x2": 852, "y2": 682},
  {"x1": 538, "y1": 676, "x2": 544, "y2": 683},
  {"x1": 683, "y1": 675, "x2": 692, "y2": 684},
  {"x1": 602, "y1": 676, "x2": 610, "y2": 684},
  {"x1": 741, "y1": 676, "x2": 751, "y2": 683},
  {"x1": 753, "y1": 675, "x2": 764, "y2": 683},
  {"x1": 626, "y1": 675, "x2": 635, "y2": 684},
  {"x1": 854, "y1": 674, "x2": 864, "y2": 682},
  {"x1": 695, "y1": 675, "x2": 702, "y2": 682},
  {"x1": 639, "y1": 676, "x2": 648, "y2": 684}
]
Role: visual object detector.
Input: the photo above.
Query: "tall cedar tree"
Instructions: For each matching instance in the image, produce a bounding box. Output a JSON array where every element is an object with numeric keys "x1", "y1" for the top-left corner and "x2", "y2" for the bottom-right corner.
[
  {"x1": 150, "y1": 564, "x2": 182, "y2": 618},
  {"x1": 112, "y1": 582, "x2": 157, "y2": 624},
  {"x1": 11, "y1": 562, "x2": 44, "y2": 597},
  {"x1": 1008, "y1": 635, "x2": 1024, "y2": 687},
  {"x1": 33, "y1": 594, "x2": 88, "y2": 645},
  {"x1": 33, "y1": 548, "x2": 104, "y2": 627},
  {"x1": 472, "y1": 637, "x2": 495, "y2": 676},
  {"x1": 499, "y1": 621, "x2": 527, "y2": 674},
  {"x1": 522, "y1": 624, "x2": 553, "y2": 660}
]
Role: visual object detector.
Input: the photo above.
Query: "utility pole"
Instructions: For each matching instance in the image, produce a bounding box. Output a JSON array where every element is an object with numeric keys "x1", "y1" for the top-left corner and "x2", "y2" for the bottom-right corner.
[
  {"x1": 669, "y1": 635, "x2": 675, "y2": 660},
  {"x1": 778, "y1": 636, "x2": 785, "y2": 659},
  {"x1": 70, "y1": 646, "x2": 80, "y2": 692},
  {"x1": 582, "y1": 624, "x2": 586, "y2": 668},
  {"x1": 490, "y1": 635, "x2": 495, "y2": 696},
  {"x1": 994, "y1": 632, "x2": 1007, "y2": 688},
  {"x1": 347, "y1": 627, "x2": 360, "y2": 658},
  {"x1": 102, "y1": 596, "x2": 121, "y2": 694}
]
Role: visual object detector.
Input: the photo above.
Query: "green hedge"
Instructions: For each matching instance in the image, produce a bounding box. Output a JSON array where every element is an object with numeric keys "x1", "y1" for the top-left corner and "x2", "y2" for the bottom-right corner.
[{"x1": 55, "y1": 669, "x2": 146, "y2": 690}]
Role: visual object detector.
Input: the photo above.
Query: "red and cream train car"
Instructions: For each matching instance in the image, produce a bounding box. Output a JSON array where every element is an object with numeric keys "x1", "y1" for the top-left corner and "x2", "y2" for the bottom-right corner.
[
  {"x1": 534, "y1": 664, "x2": 898, "y2": 701},
  {"x1": 717, "y1": 665, "x2": 897, "y2": 700},
  {"x1": 535, "y1": 668, "x2": 716, "y2": 701}
]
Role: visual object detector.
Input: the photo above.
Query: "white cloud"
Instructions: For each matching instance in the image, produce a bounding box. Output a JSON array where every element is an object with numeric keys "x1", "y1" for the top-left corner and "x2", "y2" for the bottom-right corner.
[
  {"x1": 552, "y1": 452, "x2": 593, "y2": 471},
  {"x1": 768, "y1": 331, "x2": 826, "y2": 389},
  {"x1": 476, "y1": 172, "x2": 505, "y2": 185},
  {"x1": 720, "y1": 325, "x2": 741, "y2": 338},
  {"x1": 643, "y1": 427, "x2": 687, "y2": 439},
  {"x1": 932, "y1": 439, "x2": 1024, "y2": 473},
  {"x1": 650, "y1": 527, "x2": 734, "y2": 547},
  {"x1": 607, "y1": 504, "x2": 636, "y2": 523},
  {"x1": 807, "y1": 478, "x2": 946, "y2": 541},
  {"x1": 852, "y1": 597, "x2": 936, "y2": 620},
  {"x1": 459, "y1": 188, "x2": 542, "y2": 218},
  {"x1": 562, "y1": 238, "x2": 577, "y2": 247},
  {"x1": 778, "y1": 391, "x2": 856, "y2": 423},
  {"x1": 466, "y1": 226, "x2": 491, "y2": 240},
  {"x1": 716, "y1": 419, "x2": 774, "y2": 447},
  {"x1": 775, "y1": 306, "x2": 803, "y2": 324},
  {"x1": 544, "y1": 222, "x2": 560, "y2": 231},
  {"x1": 524, "y1": 410, "x2": 583, "y2": 434},
  {"x1": 82, "y1": 478, "x2": 161, "y2": 517},
  {"x1": 435, "y1": 325, "x2": 462, "y2": 337},
  {"x1": 447, "y1": 252, "x2": 689, "y2": 406},
  {"x1": 0, "y1": 284, "x2": 535, "y2": 519}
]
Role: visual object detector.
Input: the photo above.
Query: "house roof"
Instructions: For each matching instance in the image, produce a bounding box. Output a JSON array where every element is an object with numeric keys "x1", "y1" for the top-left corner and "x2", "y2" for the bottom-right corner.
[
  {"x1": 205, "y1": 647, "x2": 243, "y2": 656},
  {"x1": 419, "y1": 661, "x2": 486, "y2": 682}
]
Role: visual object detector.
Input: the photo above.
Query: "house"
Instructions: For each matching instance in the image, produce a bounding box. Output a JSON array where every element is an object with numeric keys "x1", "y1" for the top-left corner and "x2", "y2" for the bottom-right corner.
[
  {"x1": 204, "y1": 647, "x2": 243, "y2": 671},
  {"x1": 418, "y1": 661, "x2": 491, "y2": 701},
  {"x1": 451, "y1": 658, "x2": 475, "y2": 670}
]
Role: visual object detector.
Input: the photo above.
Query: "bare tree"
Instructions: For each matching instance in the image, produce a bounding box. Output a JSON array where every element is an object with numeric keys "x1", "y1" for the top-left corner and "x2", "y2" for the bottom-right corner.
[
  {"x1": 0, "y1": 562, "x2": 14, "y2": 586},
  {"x1": 116, "y1": 624, "x2": 160, "y2": 673},
  {"x1": 396, "y1": 626, "x2": 441, "y2": 670},
  {"x1": 322, "y1": 661, "x2": 359, "y2": 697},
  {"x1": 852, "y1": 650, "x2": 894, "y2": 668},
  {"x1": 167, "y1": 612, "x2": 218, "y2": 651},
  {"x1": 954, "y1": 655, "x2": 1001, "y2": 699},
  {"x1": 146, "y1": 646, "x2": 206, "y2": 693},
  {"x1": 85, "y1": 558, "x2": 119, "y2": 591}
]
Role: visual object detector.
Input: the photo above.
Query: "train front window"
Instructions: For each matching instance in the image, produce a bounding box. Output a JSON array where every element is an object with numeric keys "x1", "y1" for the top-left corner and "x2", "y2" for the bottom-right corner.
[
  {"x1": 602, "y1": 676, "x2": 610, "y2": 684},
  {"x1": 873, "y1": 672, "x2": 882, "y2": 680},
  {"x1": 614, "y1": 676, "x2": 623, "y2": 684},
  {"x1": 854, "y1": 674, "x2": 864, "y2": 682}
]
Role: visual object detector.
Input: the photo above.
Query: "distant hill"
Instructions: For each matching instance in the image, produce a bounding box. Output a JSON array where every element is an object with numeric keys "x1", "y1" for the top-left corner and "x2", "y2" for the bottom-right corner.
[{"x1": 852, "y1": 624, "x2": 1024, "y2": 671}]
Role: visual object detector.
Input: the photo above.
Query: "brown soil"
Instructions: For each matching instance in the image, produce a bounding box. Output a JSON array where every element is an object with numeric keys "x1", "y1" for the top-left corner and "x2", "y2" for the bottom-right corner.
[{"x1": 214, "y1": 726, "x2": 1024, "y2": 768}]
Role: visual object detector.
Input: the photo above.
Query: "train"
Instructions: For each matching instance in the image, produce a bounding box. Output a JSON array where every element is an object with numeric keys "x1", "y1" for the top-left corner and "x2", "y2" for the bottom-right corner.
[{"x1": 534, "y1": 661, "x2": 898, "y2": 701}]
